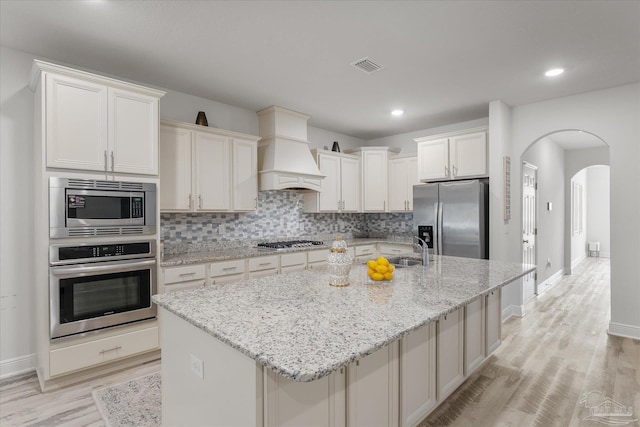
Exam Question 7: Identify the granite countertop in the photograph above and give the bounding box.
[160,237,411,267]
[153,256,535,382]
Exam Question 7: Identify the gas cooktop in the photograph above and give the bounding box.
[257,240,325,250]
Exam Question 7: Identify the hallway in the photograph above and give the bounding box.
[422,257,639,426]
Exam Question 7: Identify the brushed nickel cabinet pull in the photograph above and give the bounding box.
[110,151,115,172]
[199,194,203,209]
[258,262,271,266]
[188,194,193,210]
[104,150,108,171]
[179,272,196,277]
[445,165,449,177]
[222,266,237,271]
[99,345,122,355]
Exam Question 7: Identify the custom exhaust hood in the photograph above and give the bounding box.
[257,106,325,192]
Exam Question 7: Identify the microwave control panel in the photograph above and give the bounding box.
[52,241,155,264]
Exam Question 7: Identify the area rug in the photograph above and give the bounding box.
[92,373,161,427]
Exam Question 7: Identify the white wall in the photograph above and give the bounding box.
[307,126,367,151]
[522,138,566,285]
[490,83,640,340]
[0,45,367,376]
[366,118,489,155]
[570,168,588,267]
[587,166,611,258]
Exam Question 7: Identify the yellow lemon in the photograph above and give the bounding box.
[368,268,376,278]
[375,264,388,274]
[367,260,378,269]
[384,272,393,281]
[377,256,389,266]
[371,272,384,281]
[387,264,395,273]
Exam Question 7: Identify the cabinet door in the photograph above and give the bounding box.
[340,157,360,212]
[159,126,192,211]
[265,368,345,427]
[388,158,408,212]
[464,298,485,376]
[317,153,341,212]
[194,132,230,211]
[362,150,389,212]
[45,73,108,171]
[417,138,449,181]
[406,157,418,211]
[347,343,398,427]
[449,132,487,179]
[232,138,258,211]
[436,308,464,401]
[400,322,436,427]
[485,289,502,356]
[109,88,159,175]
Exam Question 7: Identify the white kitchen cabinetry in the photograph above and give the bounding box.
[347,343,399,427]
[415,130,487,182]
[436,308,464,401]
[345,147,399,212]
[159,120,259,212]
[464,298,485,376]
[33,61,164,175]
[388,156,419,212]
[210,259,246,284]
[162,264,206,293]
[264,368,346,427]
[303,151,360,213]
[307,249,329,270]
[485,289,502,356]
[378,243,412,258]
[248,255,280,279]
[400,322,437,427]
[280,252,307,274]
[354,244,377,263]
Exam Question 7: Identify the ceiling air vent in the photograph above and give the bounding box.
[351,57,383,74]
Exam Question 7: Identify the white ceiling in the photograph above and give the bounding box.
[1,1,639,140]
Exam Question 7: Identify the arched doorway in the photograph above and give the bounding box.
[520,130,609,302]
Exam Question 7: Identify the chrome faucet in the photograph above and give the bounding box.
[413,236,430,267]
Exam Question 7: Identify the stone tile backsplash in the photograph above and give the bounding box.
[161,190,413,246]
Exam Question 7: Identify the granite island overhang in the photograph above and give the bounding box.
[153,255,535,426]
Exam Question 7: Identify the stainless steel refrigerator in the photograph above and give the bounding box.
[413,179,489,259]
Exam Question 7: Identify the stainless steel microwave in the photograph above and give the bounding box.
[50,177,157,238]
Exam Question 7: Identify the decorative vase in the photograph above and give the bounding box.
[327,236,353,287]
[195,111,208,126]
[331,141,341,152]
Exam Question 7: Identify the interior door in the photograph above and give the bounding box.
[522,162,537,296]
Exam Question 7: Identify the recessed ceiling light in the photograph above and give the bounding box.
[391,109,404,116]
[545,68,564,77]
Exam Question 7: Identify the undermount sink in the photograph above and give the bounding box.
[387,256,422,267]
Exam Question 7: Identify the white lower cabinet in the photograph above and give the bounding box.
[347,343,399,427]
[464,298,485,376]
[210,259,246,284]
[307,249,329,270]
[162,264,206,292]
[378,243,412,258]
[265,368,346,427]
[280,252,307,274]
[248,255,279,278]
[485,289,502,356]
[400,323,437,427]
[354,244,377,263]
[436,307,464,401]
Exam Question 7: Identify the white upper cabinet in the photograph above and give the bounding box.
[345,147,399,212]
[159,120,258,213]
[415,129,487,182]
[388,155,418,212]
[33,61,164,175]
[303,150,360,213]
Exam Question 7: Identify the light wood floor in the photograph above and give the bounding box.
[1,257,637,427]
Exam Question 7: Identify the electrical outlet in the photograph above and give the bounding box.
[190,354,204,379]
[547,258,552,268]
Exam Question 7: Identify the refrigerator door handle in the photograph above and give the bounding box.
[437,201,444,255]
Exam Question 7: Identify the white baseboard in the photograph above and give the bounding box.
[588,251,610,258]
[0,353,36,380]
[608,322,640,340]
[571,254,587,270]
[502,305,524,322]
[537,269,565,296]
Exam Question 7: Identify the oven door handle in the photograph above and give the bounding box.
[50,258,156,277]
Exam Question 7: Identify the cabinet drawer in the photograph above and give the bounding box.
[164,264,206,285]
[165,280,205,293]
[248,256,279,272]
[355,244,376,257]
[50,326,158,377]
[280,252,307,268]
[378,243,412,257]
[307,249,329,264]
[210,259,246,278]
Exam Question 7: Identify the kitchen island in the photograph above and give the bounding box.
[153,256,534,426]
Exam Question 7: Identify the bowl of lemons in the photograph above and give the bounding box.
[366,256,395,282]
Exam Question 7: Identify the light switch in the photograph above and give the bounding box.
[547,202,552,211]
[190,354,204,379]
